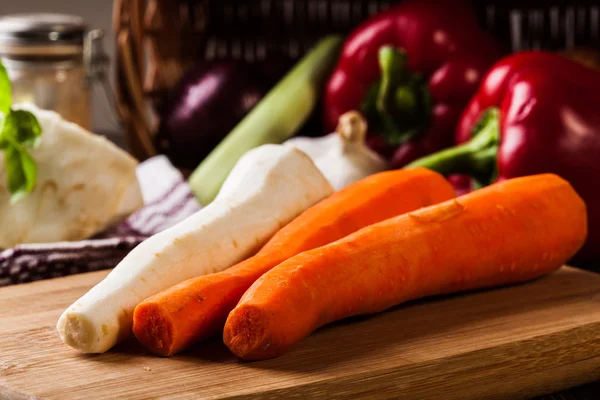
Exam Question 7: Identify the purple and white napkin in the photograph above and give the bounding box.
[0,156,202,286]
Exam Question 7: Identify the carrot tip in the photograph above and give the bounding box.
[133,303,175,357]
[224,306,271,360]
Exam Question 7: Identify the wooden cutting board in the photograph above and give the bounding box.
[2,267,600,400]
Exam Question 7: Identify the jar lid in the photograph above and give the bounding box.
[0,13,87,58]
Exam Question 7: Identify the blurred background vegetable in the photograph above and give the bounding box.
[323,0,503,169]
[158,58,292,169]
[407,52,600,266]
[561,48,600,72]
[284,111,387,191]
[188,36,343,205]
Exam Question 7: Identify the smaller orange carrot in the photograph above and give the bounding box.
[133,168,455,355]
[224,174,587,360]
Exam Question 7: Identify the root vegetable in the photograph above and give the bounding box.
[224,174,587,360]
[133,168,454,355]
[57,144,333,353]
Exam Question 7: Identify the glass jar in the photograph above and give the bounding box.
[0,13,114,130]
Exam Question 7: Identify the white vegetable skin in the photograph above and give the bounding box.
[56,145,333,353]
[0,104,142,248]
[284,111,388,190]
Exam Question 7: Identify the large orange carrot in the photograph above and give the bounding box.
[224,174,588,360]
[133,168,455,355]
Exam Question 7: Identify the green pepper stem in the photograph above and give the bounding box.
[377,48,411,114]
[360,46,431,146]
[395,87,417,115]
[405,108,501,184]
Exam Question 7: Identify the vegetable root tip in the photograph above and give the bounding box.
[224,305,272,360]
[133,303,176,357]
[56,311,98,353]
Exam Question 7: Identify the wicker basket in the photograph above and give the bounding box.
[114,0,600,162]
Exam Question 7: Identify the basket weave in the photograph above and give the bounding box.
[114,0,600,162]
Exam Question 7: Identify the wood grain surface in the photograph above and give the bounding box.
[2,267,600,399]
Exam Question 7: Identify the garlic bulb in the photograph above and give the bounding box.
[284,111,388,191]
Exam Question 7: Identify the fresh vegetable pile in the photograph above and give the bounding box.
[49,0,599,362]
[57,144,332,353]
[133,167,455,356]
[225,174,586,360]
[58,164,587,359]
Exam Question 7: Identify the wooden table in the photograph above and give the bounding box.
[2,266,600,399]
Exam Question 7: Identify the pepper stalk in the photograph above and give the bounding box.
[361,47,431,146]
[405,108,500,185]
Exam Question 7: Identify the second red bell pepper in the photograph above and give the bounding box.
[407,52,600,265]
[324,0,502,167]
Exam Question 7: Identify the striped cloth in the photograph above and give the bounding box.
[0,156,202,286]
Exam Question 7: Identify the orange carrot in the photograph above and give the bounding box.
[224,174,588,360]
[133,168,455,355]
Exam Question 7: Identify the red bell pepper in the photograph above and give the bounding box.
[407,52,600,265]
[324,0,502,167]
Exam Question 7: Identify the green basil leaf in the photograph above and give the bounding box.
[4,110,43,148]
[0,63,10,115]
[0,112,6,148]
[0,61,42,204]
[19,147,37,192]
[0,112,5,135]
[5,147,24,203]
[5,145,36,204]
